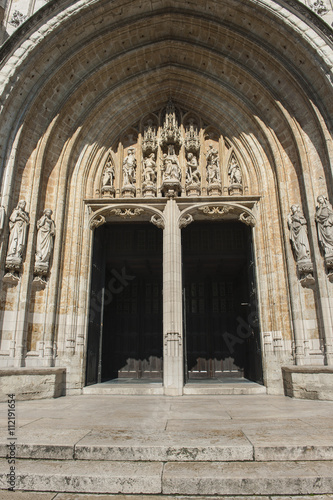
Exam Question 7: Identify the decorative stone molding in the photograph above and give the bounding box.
[179,214,194,228]
[110,208,144,218]
[89,215,106,229]
[150,214,165,229]
[9,10,27,28]
[164,332,182,357]
[199,205,233,218]
[239,212,256,227]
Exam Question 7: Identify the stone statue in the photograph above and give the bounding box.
[315,195,333,256]
[161,150,181,182]
[142,153,157,185]
[122,147,136,187]
[228,156,242,185]
[102,157,115,188]
[6,200,30,266]
[185,152,201,185]
[206,144,221,184]
[35,209,56,274]
[287,205,311,262]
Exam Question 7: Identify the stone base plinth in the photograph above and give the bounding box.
[207,183,222,196]
[161,179,182,197]
[101,186,115,198]
[0,367,66,401]
[282,365,333,400]
[121,185,136,198]
[228,183,243,195]
[186,184,201,196]
[142,184,157,197]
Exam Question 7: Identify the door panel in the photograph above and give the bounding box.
[182,221,252,380]
[101,223,163,380]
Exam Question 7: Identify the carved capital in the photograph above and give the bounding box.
[179,214,194,229]
[150,214,165,229]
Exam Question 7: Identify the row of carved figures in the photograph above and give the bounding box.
[288,196,333,283]
[0,200,55,283]
[101,144,243,197]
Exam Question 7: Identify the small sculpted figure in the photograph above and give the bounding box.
[102,158,115,187]
[185,153,201,185]
[35,209,56,272]
[6,200,30,263]
[315,195,333,256]
[228,156,242,185]
[288,204,311,262]
[142,153,157,185]
[122,148,137,187]
[206,144,221,184]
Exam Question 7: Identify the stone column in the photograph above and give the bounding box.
[163,199,183,396]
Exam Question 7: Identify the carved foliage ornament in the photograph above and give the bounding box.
[110,208,144,218]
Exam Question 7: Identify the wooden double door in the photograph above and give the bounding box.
[86,220,263,385]
[182,221,262,382]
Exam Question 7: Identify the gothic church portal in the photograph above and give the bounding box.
[0,0,333,399]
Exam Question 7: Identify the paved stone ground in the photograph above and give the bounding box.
[0,393,332,496]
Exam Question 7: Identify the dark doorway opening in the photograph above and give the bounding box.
[182,220,263,383]
[86,222,163,385]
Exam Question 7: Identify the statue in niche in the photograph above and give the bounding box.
[122,147,137,187]
[161,146,181,182]
[142,153,157,185]
[185,152,201,185]
[206,144,221,184]
[35,209,56,274]
[102,156,115,188]
[6,200,30,266]
[228,156,242,185]
[315,195,333,257]
[288,205,311,262]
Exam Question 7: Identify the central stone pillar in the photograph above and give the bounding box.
[163,199,183,395]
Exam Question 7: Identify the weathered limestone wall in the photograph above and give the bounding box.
[0,0,332,396]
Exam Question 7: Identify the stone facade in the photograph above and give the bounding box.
[0,0,333,398]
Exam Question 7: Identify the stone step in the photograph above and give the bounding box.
[1,428,333,462]
[82,383,164,395]
[82,379,266,396]
[1,459,333,495]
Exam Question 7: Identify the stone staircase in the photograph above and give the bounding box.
[1,433,333,495]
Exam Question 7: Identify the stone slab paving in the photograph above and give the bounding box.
[0,393,332,495]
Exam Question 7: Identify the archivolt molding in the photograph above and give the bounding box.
[178,202,258,228]
[88,203,165,229]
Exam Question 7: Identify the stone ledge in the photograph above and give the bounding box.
[282,365,333,401]
[0,367,66,402]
